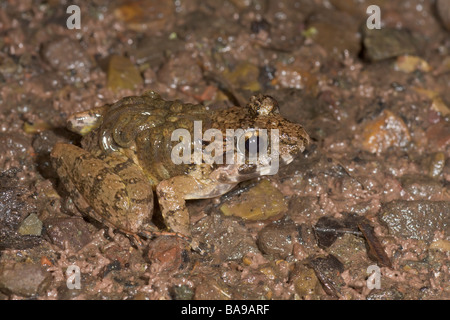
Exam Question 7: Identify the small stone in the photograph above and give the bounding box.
[102,244,131,266]
[314,216,345,249]
[0,187,33,227]
[222,61,261,92]
[146,236,189,272]
[114,0,175,33]
[0,185,42,249]
[18,213,42,236]
[361,110,411,154]
[170,285,194,300]
[256,217,298,259]
[426,122,450,150]
[132,35,182,66]
[413,88,450,116]
[291,263,321,299]
[328,233,367,267]
[0,263,52,297]
[107,55,143,91]
[394,55,431,73]
[308,254,345,298]
[193,278,232,300]
[428,152,446,178]
[220,180,288,221]
[274,62,317,92]
[379,201,449,242]
[399,175,443,200]
[44,217,93,251]
[193,213,259,261]
[363,28,417,61]
[429,240,450,252]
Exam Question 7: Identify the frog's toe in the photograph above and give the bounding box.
[189,238,214,256]
[139,228,213,256]
[128,232,147,249]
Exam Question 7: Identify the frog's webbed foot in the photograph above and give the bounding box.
[189,238,214,256]
[138,228,213,256]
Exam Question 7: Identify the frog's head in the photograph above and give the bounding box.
[210,94,310,183]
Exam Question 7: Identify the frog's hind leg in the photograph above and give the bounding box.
[156,175,231,254]
[51,143,154,235]
[51,147,108,227]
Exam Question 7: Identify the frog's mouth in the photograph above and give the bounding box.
[210,152,295,183]
[251,153,294,176]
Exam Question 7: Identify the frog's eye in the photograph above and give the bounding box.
[245,134,260,155]
[248,94,279,116]
[239,130,267,158]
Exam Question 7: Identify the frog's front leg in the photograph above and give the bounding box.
[156,175,237,237]
[51,143,154,235]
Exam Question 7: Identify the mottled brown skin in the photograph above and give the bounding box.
[51,91,309,246]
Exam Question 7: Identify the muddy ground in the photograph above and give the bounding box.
[0,0,449,300]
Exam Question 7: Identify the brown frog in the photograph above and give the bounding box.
[51,91,309,247]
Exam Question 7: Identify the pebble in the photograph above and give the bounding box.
[146,236,189,272]
[429,239,450,252]
[0,185,42,249]
[256,217,298,259]
[308,254,345,298]
[107,55,143,91]
[428,152,446,178]
[220,180,288,221]
[114,0,175,33]
[426,122,450,150]
[193,213,259,261]
[221,61,261,92]
[394,55,431,73]
[291,262,320,299]
[0,187,32,227]
[0,263,52,297]
[362,28,416,61]
[399,175,443,200]
[361,110,411,154]
[170,285,195,300]
[379,201,449,242]
[44,217,93,251]
[18,213,42,236]
[193,278,232,300]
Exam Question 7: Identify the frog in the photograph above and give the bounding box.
[50,90,309,249]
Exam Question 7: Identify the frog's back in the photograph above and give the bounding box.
[90,91,211,185]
